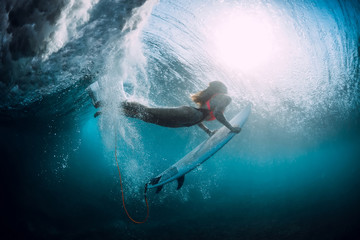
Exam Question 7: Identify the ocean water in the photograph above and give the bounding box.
[1,0,360,239]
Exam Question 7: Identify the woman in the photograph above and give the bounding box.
[94,81,241,136]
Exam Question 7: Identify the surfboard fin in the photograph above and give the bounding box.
[156,186,163,194]
[176,175,185,190]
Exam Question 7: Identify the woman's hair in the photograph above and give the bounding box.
[191,81,228,106]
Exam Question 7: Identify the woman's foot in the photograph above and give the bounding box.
[94,101,103,108]
[94,111,102,118]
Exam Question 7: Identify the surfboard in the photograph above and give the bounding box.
[147,104,251,193]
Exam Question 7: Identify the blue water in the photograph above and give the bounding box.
[1,0,360,239]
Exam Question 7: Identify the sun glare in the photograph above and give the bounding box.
[212,12,276,72]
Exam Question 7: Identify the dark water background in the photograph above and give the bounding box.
[1,0,360,239]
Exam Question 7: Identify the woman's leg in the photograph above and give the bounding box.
[121,102,204,127]
[146,106,203,127]
[121,102,150,119]
[94,101,145,118]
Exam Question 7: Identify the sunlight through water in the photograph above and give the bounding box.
[210,8,279,72]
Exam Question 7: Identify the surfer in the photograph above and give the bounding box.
[93,81,241,136]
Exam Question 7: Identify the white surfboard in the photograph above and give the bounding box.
[147,104,251,193]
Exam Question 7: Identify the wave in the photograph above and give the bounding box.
[1,0,359,150]
[2,2,360,237]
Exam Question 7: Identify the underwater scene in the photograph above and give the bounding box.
[1,0,360,239]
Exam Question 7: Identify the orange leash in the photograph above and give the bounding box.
[114,134,150,224]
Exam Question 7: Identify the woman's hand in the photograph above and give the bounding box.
[209,130,217,136]
[230,127,241,133]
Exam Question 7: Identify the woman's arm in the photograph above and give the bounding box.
[197,122,215,136]
[212,95,241,133]
[214,111,241,133]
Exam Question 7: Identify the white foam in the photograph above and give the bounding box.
[43,0,99,59]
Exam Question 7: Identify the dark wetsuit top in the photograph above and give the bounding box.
[197,94,224,122]
[196,108,211,122]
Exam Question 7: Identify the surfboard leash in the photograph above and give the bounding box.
[114,133,150,224]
